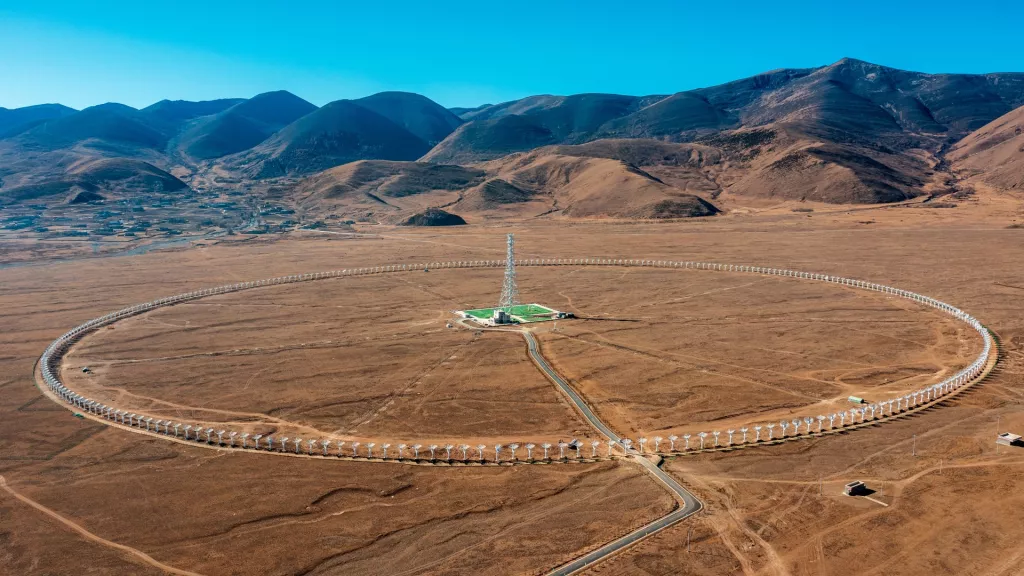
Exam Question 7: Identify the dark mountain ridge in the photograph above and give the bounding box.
[4,58,1024,214]
[227,99,434,178]
[176,91,318,160]
[423,58,1024,163]
[141,98,245,129]
[10,103,169,151]
[0,104,78,138]
[353,91,463,145]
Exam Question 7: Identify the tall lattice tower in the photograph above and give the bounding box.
[497,233,519,312]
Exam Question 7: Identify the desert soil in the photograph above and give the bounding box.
[3,195,1024,575]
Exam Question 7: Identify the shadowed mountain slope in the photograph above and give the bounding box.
[354,92,463,145]
[229,100,433,178]
[0,158,186,205]
[140,98,245,128]
[949,104,1024,191]
[401,207,467,226]
[449,104,492,119]
[10,103,169,151]
[4,58,1024,211]
[423,94,663,162]
[294,160,485,201]
[0,104,78,138]
[177,91,317,160]
[472,151,719,218]
[424,59,1024,164]
[286,148,720,221]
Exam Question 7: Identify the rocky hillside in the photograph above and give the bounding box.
[3,58,1024,216]
[285,148,720,221]
[949,104,1024,191]
[425,59,1024,165]
[0,158,185,205]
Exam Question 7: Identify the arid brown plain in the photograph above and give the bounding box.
[3,194,1023,575]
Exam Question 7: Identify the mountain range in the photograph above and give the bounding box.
[2,58,1024,221]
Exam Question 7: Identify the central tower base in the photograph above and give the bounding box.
[458,303,571,325]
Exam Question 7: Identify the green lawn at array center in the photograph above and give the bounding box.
[462,303,558,323]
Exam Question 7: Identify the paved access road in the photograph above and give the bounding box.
[523,332,703,575]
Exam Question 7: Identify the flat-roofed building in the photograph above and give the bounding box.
[996,432,1021,447]
[844,480,866,496]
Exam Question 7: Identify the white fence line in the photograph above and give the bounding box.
[37,260,993,463]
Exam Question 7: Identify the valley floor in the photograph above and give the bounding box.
[2,198,1024,575]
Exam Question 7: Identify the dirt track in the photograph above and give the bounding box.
[0,475,204,576]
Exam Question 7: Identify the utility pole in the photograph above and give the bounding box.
[912,434,916,457]
[687,524,695,553]
[996,413,1001,454]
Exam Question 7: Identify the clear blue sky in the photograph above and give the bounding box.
[1,0,1022,110]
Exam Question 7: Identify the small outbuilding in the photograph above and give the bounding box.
[844,480,867,496]
[996,432,1022,447]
